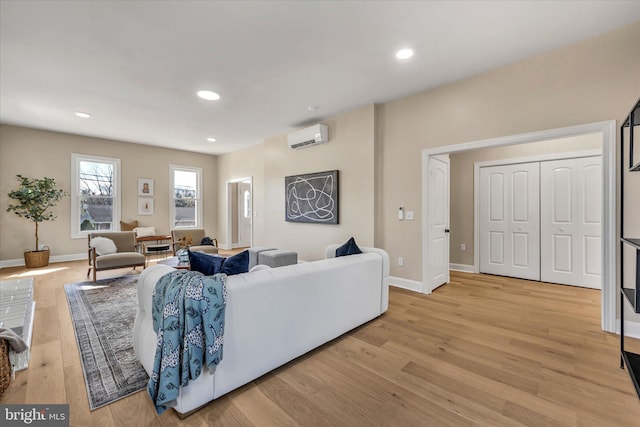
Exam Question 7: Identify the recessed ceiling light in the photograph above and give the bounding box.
[197,90,220,101]
[75,111,91,118]
[307,105,320,112]
[207,137,217,142]
[396,48,414,60]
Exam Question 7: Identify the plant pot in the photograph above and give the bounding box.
[24,248,50,268]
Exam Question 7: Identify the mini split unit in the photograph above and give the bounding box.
[287,124,329,149]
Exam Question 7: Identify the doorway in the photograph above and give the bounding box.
[226,177,253,249]
[422,121,616,332]
[237,181,252,247]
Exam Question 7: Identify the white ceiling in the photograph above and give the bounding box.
[1,1,639,155]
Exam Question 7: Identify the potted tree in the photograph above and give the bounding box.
[6,174,67,268]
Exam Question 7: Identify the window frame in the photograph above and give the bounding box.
[70,153,121,239]
[169,164,202,230]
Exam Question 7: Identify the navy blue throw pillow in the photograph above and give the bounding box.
[335,237,363,257]
[221,250,249,275]
[188,250,225,275]
[201,237,216,246]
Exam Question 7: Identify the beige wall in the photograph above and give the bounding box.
[217,104,375,262]
[0,125,217,261]
[377,22,640,282]
[449,133,602,266]
[215,143,265,249]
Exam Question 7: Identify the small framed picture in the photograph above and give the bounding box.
[138,198,154,215]
[138,178,154,196]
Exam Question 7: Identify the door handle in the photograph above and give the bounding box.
[444,229,450,233]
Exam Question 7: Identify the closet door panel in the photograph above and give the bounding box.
[541,156,602,288]
[480,163,539,280]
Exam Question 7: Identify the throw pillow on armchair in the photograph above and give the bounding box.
[120,220,138,231]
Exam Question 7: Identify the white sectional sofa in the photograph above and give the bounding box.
[133,245,389,415]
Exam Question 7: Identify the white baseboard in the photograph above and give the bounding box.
[0,259,25,268]
[389,276,422,293]
[449,263,474,273]
[0,253,86,269]
[617,320,640,339]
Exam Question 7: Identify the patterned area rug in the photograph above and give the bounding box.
[65,275,149,410]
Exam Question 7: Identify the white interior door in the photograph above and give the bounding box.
[479,163,540,280]
[237,181,252,247]
[540,156,601,288]
[226,177,253,250]
[427,155,450,290]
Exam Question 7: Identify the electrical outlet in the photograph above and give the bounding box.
[460,243,466,251]
[398,256,404,266]
[406,211,414,220]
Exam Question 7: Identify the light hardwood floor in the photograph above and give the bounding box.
[1,260,639,426]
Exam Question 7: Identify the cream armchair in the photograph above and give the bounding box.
[171,228,218,255]
[87,231,146,282]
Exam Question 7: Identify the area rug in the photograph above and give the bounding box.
[65,275,149,410]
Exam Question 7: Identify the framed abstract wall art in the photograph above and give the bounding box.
[285,170,338,224]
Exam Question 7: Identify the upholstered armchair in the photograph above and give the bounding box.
[171,229,218,255]
[87,231,146,282]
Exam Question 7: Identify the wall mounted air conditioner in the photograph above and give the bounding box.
[287,124,328,149]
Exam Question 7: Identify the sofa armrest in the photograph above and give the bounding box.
[325,244,390,313]
[325,244,389,277]
[136,264,176,319]
[133,264,176,373]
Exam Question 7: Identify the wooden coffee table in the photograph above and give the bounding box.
[157,256,190,270]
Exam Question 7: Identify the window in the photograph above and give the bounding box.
[244,190,251,219]
[170,165,202,228]
[71,154,121,238]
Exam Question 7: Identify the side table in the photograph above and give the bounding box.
[136,234,173,260]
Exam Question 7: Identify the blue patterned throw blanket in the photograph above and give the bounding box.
[148,270,227,414]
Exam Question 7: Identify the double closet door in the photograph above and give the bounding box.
[479,156,602,289]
